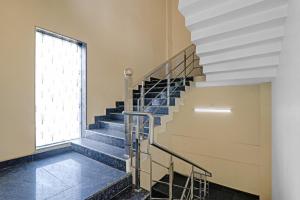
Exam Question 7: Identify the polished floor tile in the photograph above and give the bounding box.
[0,152,127,200]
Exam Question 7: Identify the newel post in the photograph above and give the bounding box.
[124,68,133,158]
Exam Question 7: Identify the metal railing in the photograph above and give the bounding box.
[122,45,211,199]
[133,44,203,132]
[135,44,202,111]
[123,111,211,200]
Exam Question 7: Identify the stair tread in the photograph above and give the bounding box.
[98,119,124,124]
[97,118,157,127]
[109,112,166,117]
[72,138,128,161]
[111,105,172,108]
[134,91,181,94]
[143,86,184,89]
[87,129,125,139]
[133,97,176,99]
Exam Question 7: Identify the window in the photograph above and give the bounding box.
[35,28,86,147]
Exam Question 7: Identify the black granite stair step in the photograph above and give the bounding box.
[71,138,128,171]
[146,77,194,84]
[86,128,150,149]
[115,101,124,108]
[106,107,124,115]
[95,119,124,131]
[133,91,181,99]
[133,86,186,93]
[105,106,170,115]
[139,106,170,115]
[150,77,160,81]
[108,113,163,125]
[133,97,176,106]
[143,81,190,88]
[95,116,162,127]
[90,120,150,133]
[85,129,125,148]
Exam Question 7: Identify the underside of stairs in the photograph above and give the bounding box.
[179,0,289,86]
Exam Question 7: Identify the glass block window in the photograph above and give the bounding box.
[35,30,83,147]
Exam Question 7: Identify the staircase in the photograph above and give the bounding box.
[70,44,213,199]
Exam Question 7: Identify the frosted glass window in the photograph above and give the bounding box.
[35,30,83,147]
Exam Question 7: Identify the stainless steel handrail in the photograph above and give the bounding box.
[122,111,212,176]
[138,58,199,126]
[142,53,195,97]
[151,143,212,177]
[134,52,198,126]
[132,44,195,88]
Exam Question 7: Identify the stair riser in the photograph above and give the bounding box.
[115,101,124,108]
[71,143,127,171]
[87,175,132,200]
[97,121,124,132]
[106,107,124,115]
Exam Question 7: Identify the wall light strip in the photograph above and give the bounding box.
[194,107,232,113]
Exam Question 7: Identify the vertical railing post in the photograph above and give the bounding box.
[169,156,174,200]
[165,63,171,106]
[192,51,195,75]
[124,68,133,158]
[191,166,194,199]
[183,51,187,86]
[140,81,145,112]
[135,119,141,191]
[139,81,145,140]
[135,81,144,192]
[203,174,208,199]
[149,155,153,199]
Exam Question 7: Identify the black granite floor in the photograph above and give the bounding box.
[0,152,128,200]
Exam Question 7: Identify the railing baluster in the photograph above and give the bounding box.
[165,63,171,106]
[150,155,153,199]
[191,166,194,199]
[141,81,145,112]
[135,115,141,191]
[183,51,187,86]
[169,156,174,200]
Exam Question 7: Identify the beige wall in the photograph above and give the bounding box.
[166,0,191,57]
[163,84,271,199]
[0,0,168,161]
